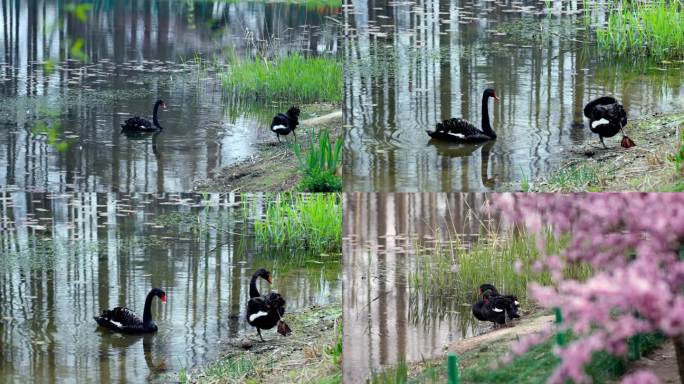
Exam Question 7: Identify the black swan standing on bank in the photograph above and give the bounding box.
[94,288,166,333]
[246,269,289,341]
[270,106,301,143]
[426,88,499,142]
[583,96,634,148]
[472,284,520,327]
[121,100,167,132]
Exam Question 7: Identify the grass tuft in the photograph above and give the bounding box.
[253,193,342,253]
[221,54,341,104]
[294,129,343,192]
[595,0,684,60]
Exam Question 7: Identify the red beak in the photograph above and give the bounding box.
[267,276,273,284]
[493,92,500,101]
[161,294,167,303]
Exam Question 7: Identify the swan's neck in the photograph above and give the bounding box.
[153,102,162,129]
[481,94,495,138]
[143,290,156,324]
[249,274,261,298]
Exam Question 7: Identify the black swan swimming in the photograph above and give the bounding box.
[121,100,167,132]
[246,268,289,341]
[270,106,301,143]
[472,284,520,326]
[426,88,499,142]
[583,96,634,148]
[94,288,166,333]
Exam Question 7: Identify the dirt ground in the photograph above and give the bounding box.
[184,304,341,384]
[626,340,681,384]
[193,108,343,192]
[447,315,555,355]
[531,112,684,192]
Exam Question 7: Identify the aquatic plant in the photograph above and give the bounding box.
[221,54,342,104]
[410,228,589,321]
[253,193,342,253]
[595,0,684,60]
[494,193,684,384]
[294,129,343,192]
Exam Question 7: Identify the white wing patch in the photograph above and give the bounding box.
[249,311,269,322]
[591,118,609,128]
[514,301,520,306]
[110,320,123,329]
[492,307,503,313]
[447,132,466,138]
[273,125,287,131]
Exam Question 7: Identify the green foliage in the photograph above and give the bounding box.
[545,163,603,192]
[410,230,589,319]
[368,360,408,384]
[673,126,684,172]
[595,0,684,60]
[404,333,663,383]
[31,110,72,153]
[298,171,342,192]
[221,54,342,103]
[203,354,257,382]
[325,322,343,366]
[294,129,343,192]
[64,3,92,22]
[253,193,342,253]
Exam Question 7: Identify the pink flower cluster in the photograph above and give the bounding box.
[494,193,684,384]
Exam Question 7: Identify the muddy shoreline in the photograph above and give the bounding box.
[526,111,684,192]
[180,303,342,384]
[193,108,343,192]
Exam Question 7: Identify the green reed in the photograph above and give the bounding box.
[410,229,590,318]
[253,193,342,253]
[595,0,684,60]
[293,129,343,192]
[221,54,342,104]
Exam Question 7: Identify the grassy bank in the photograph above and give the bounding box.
[222,54,342,104]
[410,230,589,320]
[253,193,342,254]
[370,311,664,384]
[193,108,343,192]
[180,304,342,384]
[528,112,684,192]
[593,0,684,60]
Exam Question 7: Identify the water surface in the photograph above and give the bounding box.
[342,0,684,191]
[0,1,340,192]
[0,192,341,383]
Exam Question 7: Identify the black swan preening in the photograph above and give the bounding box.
[94,288,166,333]
[246,268,290,341]
[121,100,167,132]
[583,96,634,148]
[426,88,499,142]
[472,283,520,327]
[270,106,301,143]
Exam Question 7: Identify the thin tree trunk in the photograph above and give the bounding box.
[674,334,684,383]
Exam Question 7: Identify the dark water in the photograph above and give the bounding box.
[342,0,684,192]
[0,192,341,383]
[0,1,340,192]
[342,192,497,382]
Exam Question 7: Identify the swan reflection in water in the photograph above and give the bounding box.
[428,140,497,189]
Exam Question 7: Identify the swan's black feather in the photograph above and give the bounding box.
[584,96,628,142]
[270,107,301,140]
